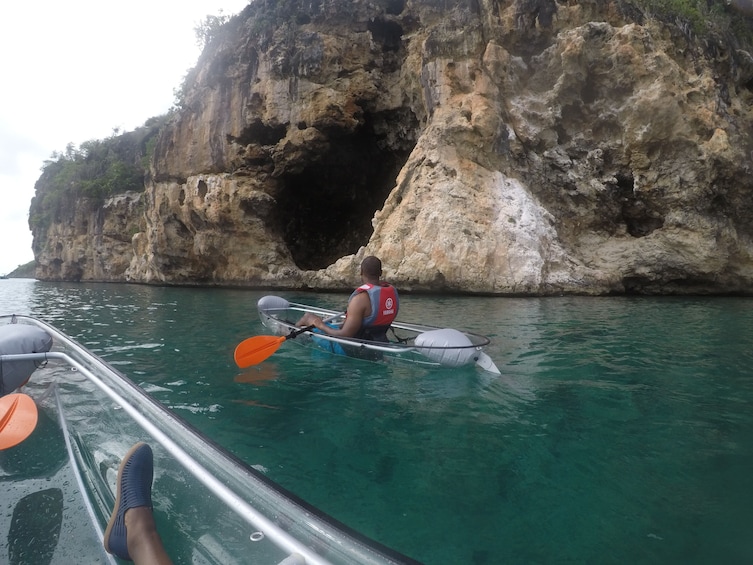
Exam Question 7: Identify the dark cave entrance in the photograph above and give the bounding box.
[275,112,415,271]
[615,172,664,238]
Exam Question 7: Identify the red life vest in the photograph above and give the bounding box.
[348,283,399,338]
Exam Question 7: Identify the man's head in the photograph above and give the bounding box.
[360,256,382,281]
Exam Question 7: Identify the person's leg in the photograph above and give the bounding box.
[124,507,172,565]
[296,312,322,326]
[104,442,173,564]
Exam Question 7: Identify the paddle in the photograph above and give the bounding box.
[0,393,38,450]
[234,313,344,368]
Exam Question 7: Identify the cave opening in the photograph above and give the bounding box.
[367,18,404,52]
[274,112,415,271]
[615,172,664,237]
[231,120,287,146]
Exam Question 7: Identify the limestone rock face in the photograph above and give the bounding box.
[34,192,143,282]
[34,0,753,294]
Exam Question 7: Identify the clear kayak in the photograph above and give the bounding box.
[0,314,422,565]
[254,296,501,374]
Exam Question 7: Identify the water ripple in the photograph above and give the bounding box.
[4,283,753,564]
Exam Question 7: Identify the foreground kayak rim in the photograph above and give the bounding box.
[0,314,423,565]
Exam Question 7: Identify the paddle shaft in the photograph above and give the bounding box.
[234,312,344,368]
[288,310,345,338]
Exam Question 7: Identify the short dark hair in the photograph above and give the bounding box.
[361,255,382,278]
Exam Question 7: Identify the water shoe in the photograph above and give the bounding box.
[104,442,154,560]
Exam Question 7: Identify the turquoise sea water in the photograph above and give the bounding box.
[1,278,752,564]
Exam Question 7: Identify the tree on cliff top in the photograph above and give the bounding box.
[28,119,164,232]
[194,10,232,49]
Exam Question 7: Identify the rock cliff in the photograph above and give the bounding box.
[32,0,753,294]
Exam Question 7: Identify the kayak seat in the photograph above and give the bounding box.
[356,324,391,343]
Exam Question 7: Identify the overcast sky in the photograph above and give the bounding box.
[0,1,250,275]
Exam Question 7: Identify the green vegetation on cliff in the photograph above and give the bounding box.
[635,0,753,40]
[29,117,166,232]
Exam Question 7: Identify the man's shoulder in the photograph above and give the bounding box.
[347,290,371,317]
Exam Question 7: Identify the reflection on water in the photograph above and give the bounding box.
[233,364,281,386]
[0,279,37,316]
[2,281,753,564]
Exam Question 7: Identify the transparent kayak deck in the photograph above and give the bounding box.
[0,315,421,565]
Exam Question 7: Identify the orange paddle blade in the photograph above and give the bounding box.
[234,335,287,368]
[0,393,39,450]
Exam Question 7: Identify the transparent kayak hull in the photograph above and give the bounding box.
[0,315,421,565]
[257,296,501,374]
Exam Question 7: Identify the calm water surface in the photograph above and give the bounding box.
[2,279,752,564]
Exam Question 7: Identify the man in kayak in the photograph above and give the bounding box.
[297,255,399,342]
